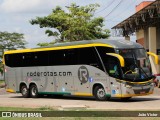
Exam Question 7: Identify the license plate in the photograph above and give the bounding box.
[140,91,145,94]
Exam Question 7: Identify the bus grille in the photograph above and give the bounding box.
[133,88,150,94]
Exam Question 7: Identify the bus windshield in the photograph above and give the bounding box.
[117,48,152,82]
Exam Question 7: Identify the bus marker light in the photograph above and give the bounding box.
[89,77,93,82]
[62,87,65,92]
[112,90,116,94]
[5,68,7,72]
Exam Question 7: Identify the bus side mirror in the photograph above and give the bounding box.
[106,53,125,67]
[147,52,159,65]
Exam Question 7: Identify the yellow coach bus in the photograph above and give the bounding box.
[3,39,158,101]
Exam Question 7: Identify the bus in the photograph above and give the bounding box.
[3,39,159,101]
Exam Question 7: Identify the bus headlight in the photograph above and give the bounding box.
[125,84,132,88]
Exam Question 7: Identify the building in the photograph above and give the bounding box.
[112,0,160,75]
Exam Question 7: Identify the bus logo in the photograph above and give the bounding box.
[78,66,89,83]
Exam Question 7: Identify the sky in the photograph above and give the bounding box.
[0,0,155,48]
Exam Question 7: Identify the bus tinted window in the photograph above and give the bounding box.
[77,47,103,70]
[5,47,104,68]
[22,53,35,67]
[5,53,24,67]
[105,55,121,78]
[63,49,77,65]
[49,50,64,65]
[34,51,49,66]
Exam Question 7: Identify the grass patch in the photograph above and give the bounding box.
[0,106,56,111]
[0,107,40,111]
[0,107,159,120]
[38,106,56,111]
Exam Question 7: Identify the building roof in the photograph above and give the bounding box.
[112,0,159,36]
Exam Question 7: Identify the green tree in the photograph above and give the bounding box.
[0,31,27,50]
[37,41,56,47]
[0,31,27,75]
[30,3,110,46]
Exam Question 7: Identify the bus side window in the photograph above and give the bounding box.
[7,53,23,67]
[22,53,35,67]
[105,56,121,78]
[34,51,49,66]
[4,54,13,67]
[63,49,77,65]
[49,50,65,65]
[77,47,103,70]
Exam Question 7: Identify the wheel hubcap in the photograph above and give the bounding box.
[31,87,36,96]
[97,88,105,98]
[22,87,27,95]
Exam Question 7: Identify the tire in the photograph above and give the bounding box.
[94,86,109,101]
[21,85,29,98]
[30,84,39,98]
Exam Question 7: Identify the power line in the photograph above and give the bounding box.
[103,0,124,18]
[95,0,116,14]
[105,0,138,21]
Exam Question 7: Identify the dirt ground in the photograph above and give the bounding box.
[0,87,160,110]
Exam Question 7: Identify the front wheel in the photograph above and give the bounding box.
[94,86,110,101]
[30,85,39,98]
[21,85,29,98]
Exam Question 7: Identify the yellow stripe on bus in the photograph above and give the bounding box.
[115,91,153,98]
[6,89,15,93]
[147,52,159,64]
[106,53,125,67]
[74,92,93,96]
[116,79,153,84]
[4,43,113,54]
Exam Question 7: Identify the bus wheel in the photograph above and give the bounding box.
[30,85,39,98]
[21,85,29,98]
[94,86,109,101]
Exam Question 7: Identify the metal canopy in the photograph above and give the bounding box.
[112,0,160,37]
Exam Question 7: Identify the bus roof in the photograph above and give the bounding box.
[4,39,143,54]
[51,39,143,49]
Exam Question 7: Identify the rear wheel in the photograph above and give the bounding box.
[94,86,110,101]
[30,85,39,98]
[21,85,29,98]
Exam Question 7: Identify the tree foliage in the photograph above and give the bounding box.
[0,31,27,50]
[30,3,110,46]
[0,31,27,75]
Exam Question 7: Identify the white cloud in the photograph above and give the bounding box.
[24,29,54,48]
[0,0,67,13]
